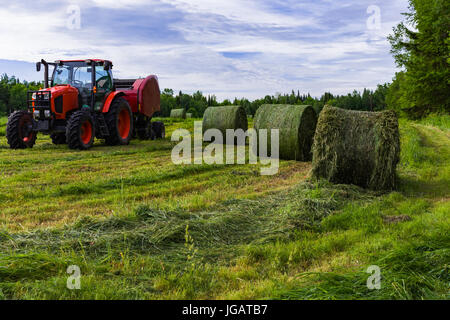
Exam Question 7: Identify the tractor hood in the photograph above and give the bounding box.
[33,85,79,119]
[40,85,78,98]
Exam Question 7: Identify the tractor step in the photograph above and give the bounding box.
[96,114,110,137]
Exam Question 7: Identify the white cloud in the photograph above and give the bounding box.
[0,0,409,100]
[161,0,316,27]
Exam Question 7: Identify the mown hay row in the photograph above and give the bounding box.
[253,104,317,161]
[202,106,248,143]
[170,108,186,119]
[311,105,400,190]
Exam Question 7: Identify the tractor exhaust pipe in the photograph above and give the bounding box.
[40,59,49,89]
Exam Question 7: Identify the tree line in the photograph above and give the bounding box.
[159,85,390,118]
[0,75,434,119]
[0,74,41,115]
[0,74,389,117]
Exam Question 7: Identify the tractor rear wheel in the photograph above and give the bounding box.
[66,110,95,150]
[6,110,37,149]
[51,133,66,145]
[152,121,166,139]
[105,97,133,145]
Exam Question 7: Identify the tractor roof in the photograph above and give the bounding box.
[56,59,113,65]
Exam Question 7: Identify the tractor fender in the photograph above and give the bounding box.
[102,91,125,113]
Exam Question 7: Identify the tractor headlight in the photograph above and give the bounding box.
[44,110,51,118]
[42,92,50,100]
[32,92,36,100]
[33,110,40,118]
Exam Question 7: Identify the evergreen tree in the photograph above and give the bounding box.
[388,0,449,117]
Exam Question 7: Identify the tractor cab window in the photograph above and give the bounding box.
[53,66,70,85]
[53,63,92,89]
[73,67,92,89]
[95,68,112,91]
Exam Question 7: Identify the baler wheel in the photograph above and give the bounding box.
[66,110,95,150]
[152,121,166,139]
[51,133,66,145]
[6,110,37,149]
[136,117,155,140]
[105,97,133,145]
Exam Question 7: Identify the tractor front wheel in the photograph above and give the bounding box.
[66,110,95,150]
[105,97,133,145]
[6,111,37,149]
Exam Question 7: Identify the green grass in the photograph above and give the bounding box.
[0,117,7,137]
[417,113,450,131]
[0,117,305,230]
[0,116,448,300]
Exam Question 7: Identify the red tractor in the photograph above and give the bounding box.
[6,59,165,150]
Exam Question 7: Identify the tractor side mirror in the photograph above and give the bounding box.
[36,62,41,72]
[104,61,111,71]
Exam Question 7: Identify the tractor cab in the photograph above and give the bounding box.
[38,59,114,112]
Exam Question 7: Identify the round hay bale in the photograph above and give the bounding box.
[253,104,317,161]
[311,105,400,190]
[202,106,248,141]
[170,108,186,119]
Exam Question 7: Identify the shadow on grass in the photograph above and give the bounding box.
[398,175,450,198]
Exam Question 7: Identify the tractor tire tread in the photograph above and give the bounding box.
[104,97,133,146]
[6,111,36,149]
[66,110,94,150]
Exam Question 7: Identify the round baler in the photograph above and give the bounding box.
[115,76,160,118]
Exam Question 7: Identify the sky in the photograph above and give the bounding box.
[0,0,409,100]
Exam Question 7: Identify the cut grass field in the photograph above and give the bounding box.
[0,115,448,300]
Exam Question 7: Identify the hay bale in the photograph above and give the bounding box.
[170,108,186,119]
[202,106,248,141]
[253,104,317,161]
[311,105,400,190]
[186,113,193,118]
